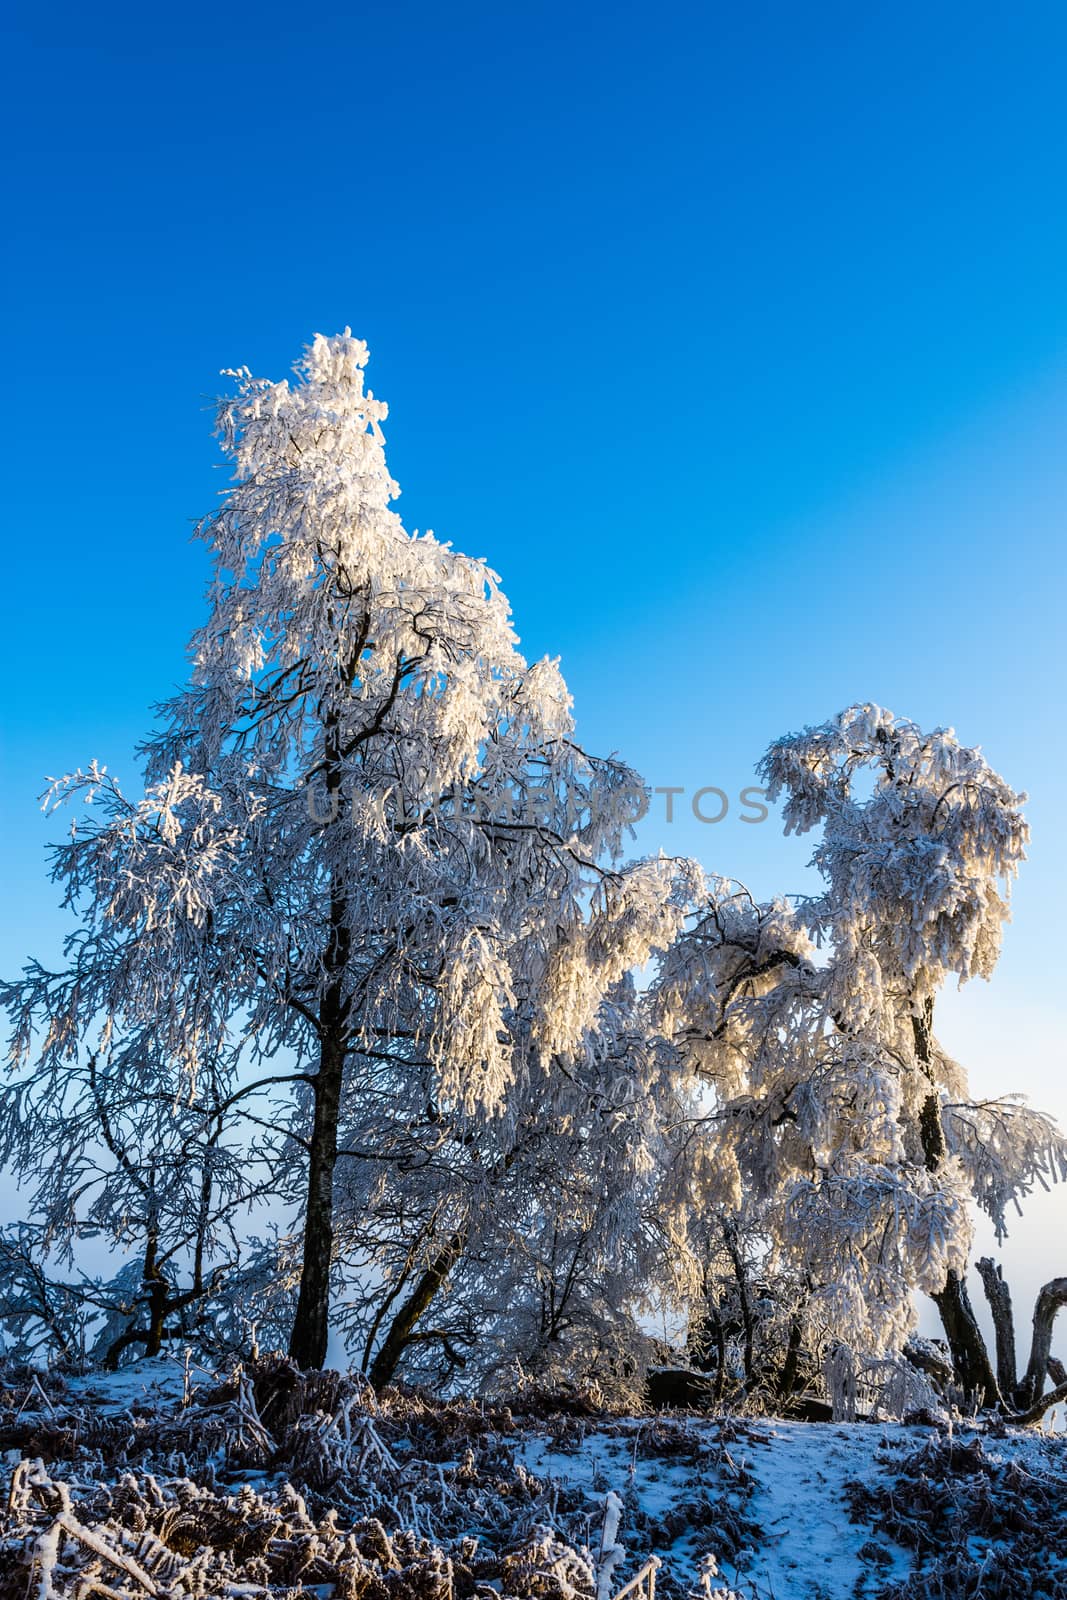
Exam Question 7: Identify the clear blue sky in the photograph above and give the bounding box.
[2,2,1066,1315]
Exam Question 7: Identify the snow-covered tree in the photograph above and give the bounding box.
[655,706,1067,1404]
[2,332,697,1371]
[325,964,694,1396]
[0,1031,279,1366]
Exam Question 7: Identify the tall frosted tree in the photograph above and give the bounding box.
[3,333,695,1370]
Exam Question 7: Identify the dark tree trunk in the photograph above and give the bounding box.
[102,1223,170,1370]
[363,1139,524,1387]
[1006,1376,1067,1426]
[1017,1277,1067,1410]
[687,1299,728,1398]
[142,1223,168,1359]
[368,1229,467,1389]
[289,733,352,1372]
[932,1271,1000,1403]
[686,1263,722,1377]
[776,1312,805,1399]
[711,1309,727,1400]
[145,1284,168,1359]
[976,1257,1018,1401]
[912,1002,1000,1406]
[288,1032,345,1370]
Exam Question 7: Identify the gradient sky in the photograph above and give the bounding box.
[3,2,1066,1333]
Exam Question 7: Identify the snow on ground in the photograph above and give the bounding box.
[520,1416,909,1597]
[63,1352,191,1413]
[4,1358,1067,1600]
[740,1421,919,1599]
[521,1413,1066,1599]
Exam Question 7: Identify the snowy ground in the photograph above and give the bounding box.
[519,1417,920,1596]
[520,1413,1066,1599]
[2,1357,1066,1599]
[62,1353,191,1412]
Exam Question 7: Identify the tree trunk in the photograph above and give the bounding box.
[368,1229,467,1389]
[102,1223,170,1370]
[143,1222,168,1359]
[144,1287,168,1359]
[722,1218,754,1387]
[288,1032,345,1370]
[933,1271,1000,1403]
[776,1312,805,1399]
[289,723,352,1372]
[687,1262,727,1394]
[1017,1277,1067,1410]
[976,1257,1018,1400]
[913,1003,1000,1406]
[711,1309,727,1401]
[1005,1376,1067,1426]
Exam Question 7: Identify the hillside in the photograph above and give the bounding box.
[1,1357,1065,1600]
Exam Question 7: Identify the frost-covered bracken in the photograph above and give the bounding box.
[1,1355,1064,1600]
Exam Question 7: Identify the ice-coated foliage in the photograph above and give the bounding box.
[2,333,1063,1407]
[654,707,1067,1372]
[0,1036,280,1366]
[760,703,1029,1002]
[328,967,693,1397]
[11,335,678,1117]
[1,332,699,1372]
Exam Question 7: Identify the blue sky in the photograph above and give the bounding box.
[2,2,1066,1315]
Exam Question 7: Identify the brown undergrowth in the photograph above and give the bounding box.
[847,1433,1067,1600]
[0,1356,761,1600]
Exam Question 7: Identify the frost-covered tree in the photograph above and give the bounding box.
[0,1224,88,1365]
[0,1033,278,1366]
[655,706,1067,1404]
[3,332,697,1371]
[327,963,695,1395]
